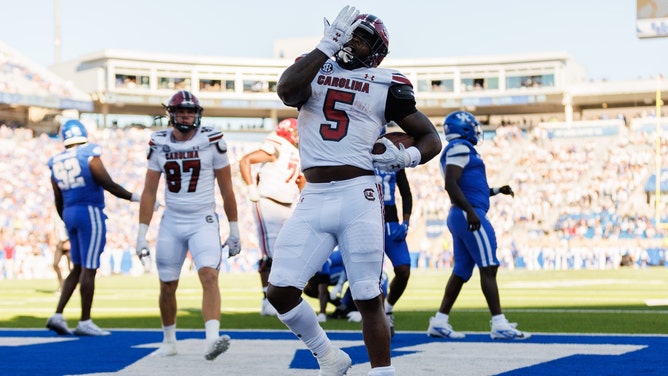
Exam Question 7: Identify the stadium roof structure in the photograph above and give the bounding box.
[46,47,667,129]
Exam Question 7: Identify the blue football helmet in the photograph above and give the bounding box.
[60,119,88,146]
[443,111,482,145]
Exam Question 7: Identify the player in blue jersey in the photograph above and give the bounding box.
[427,111,530,340]
[46,119,139,336]
[375,162,413,337]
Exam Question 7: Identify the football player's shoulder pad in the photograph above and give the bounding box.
[199,126,226,152]
[149,130,169,146]
[389,84,415,101]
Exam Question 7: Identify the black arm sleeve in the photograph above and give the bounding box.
[384,84,418,122]
[396,169,413,218]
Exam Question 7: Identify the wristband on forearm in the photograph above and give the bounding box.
[229,221,240,237]
[137,223,149,239]
[405,146,421,168]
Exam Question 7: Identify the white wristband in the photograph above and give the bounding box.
[228,221,240,237]
[131,192,140,202]
[405,146,421,168]
[492,187,500,195]
[137,223,149,239]
[315,39,340,57]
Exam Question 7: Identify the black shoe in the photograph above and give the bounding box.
[328,306,351,319]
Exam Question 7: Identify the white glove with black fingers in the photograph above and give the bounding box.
[316,5,361,57]
[247,184,260,202]
[136,223,150,259]
[372,138,422,172]
[223,221,242,258]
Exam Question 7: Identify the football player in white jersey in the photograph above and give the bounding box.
[136,90,240,361]
[266,6,442,376]
[239,118,304,316]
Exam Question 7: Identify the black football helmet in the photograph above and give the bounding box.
[165,90,203,133]
[336,14,389,70]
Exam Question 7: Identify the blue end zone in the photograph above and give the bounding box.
[1,329,666,375]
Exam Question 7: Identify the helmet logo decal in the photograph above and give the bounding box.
[455,112,473,123]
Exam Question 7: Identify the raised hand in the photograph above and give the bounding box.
[316,5,361,57]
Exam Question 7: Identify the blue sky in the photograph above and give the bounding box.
[3,0,667,81]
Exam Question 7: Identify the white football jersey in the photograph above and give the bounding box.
[147,126,229,214]
[257,132,301,204]
[297,60,410,170]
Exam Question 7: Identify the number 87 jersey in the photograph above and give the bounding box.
[147,126,229,214]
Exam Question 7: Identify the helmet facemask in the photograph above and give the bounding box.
[165,90,203,133]
[336,14,389,70]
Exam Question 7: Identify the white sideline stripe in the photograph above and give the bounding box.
[645,299,668,306]
[0,337,76,346]
[3,307,667,315]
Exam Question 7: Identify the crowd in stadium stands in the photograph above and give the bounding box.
[1,122,667,284]
[0,45,78,98]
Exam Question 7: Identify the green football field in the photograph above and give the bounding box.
[1,267,666,334]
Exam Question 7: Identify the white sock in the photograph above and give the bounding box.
[278,300,330,358]
[491,314,506,325]
[163,324,176,343]
[204,319,220,342]
[435,312,449,322]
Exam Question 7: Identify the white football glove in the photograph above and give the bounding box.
[247,184,260,202]
[136,223,150,259]
[330,283,343,301]
[372,138,421,172]
[347,311,362,323]
[316,5,361,57]
[224,221,242,258]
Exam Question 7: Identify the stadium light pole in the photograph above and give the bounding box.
[54,0,61,64]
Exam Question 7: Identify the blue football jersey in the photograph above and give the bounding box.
[48,143,106,209]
